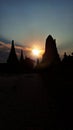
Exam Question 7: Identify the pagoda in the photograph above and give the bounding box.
[7,40,18,64]
[42,35,60,66]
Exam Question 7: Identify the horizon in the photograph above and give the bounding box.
[0,35,73,63]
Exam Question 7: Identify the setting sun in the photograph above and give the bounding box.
[32,49,40,56]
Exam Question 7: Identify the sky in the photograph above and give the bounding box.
[0,0,73,62]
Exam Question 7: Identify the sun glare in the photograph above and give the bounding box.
[32,49,40,56]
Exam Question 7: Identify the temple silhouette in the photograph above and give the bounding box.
[7,35,60,68]
[7,40,19,64]
[0,34,73,73]
[6,40,34,72]
[36,35,60,69]
[42,35,60,66]
[20,50,25,64]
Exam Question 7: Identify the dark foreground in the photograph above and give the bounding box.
[0,71,73,129]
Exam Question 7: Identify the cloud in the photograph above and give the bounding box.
[0,36,11,44]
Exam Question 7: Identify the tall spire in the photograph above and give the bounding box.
[7,40,18,64]
[20,49,25,63]
[12,40,14,48]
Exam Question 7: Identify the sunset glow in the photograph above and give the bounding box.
[32,49,40,56]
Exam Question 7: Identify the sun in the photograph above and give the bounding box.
[32,49,40,56]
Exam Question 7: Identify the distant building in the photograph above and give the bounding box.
[24,56,35,69]
[20,49,25,64]
[62,52,73,65]
[41,35,60,67]
[7,40,19,64]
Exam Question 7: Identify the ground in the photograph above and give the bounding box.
[0,73,56,129]
[0,71,73,129]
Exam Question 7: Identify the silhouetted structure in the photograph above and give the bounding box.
[19,50,34,70]
[41,35,60,67]
[62,52,73,65]
[6,40,35,72]
[7,40,18,64]
[20,50,25,64]
[24,56,34,70]
[62,52,68,63]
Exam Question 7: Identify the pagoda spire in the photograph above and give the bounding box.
[20,49,25,63]
[7,40,18,64]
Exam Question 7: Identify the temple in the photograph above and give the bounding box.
[41,35,60,67]
[20,50,25,64]
[7,40,18,64]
